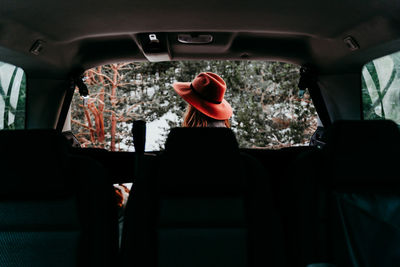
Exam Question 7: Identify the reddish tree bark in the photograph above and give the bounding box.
[110,64,119,151]
[75,63,140,150]
[87,102,104,145]
[83,108,95,143]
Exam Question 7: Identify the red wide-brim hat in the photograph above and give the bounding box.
[173,72,233,120]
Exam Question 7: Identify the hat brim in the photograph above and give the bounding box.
[173,82,233,120]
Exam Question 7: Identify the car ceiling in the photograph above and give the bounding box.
[1,0,400,77]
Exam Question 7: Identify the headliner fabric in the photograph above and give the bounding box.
[2,0,399,77]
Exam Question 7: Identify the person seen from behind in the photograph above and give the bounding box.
[173,72,232,127]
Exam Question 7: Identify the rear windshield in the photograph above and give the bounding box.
[362,50,400,122]
[0,61,26,130]
[71,61,317,151]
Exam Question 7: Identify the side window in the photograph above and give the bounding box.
[362,51,400,123]
[0,61,26,130]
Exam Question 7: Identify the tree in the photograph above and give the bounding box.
[71,61,317,150]
[361,53,400,122]
[0,62,26,130]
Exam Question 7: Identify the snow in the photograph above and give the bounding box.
[117,111,179,152]
[145,111,178,151]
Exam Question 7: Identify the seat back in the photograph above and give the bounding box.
[0,130,118,267]
[295,120,400,266]
[324,120,400,266]
[121,127,284,267]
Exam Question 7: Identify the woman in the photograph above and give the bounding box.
[173,72,233,127]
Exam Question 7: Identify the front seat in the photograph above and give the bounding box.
[295,120,400,267]
[121,127,285,267]
[0,129,118,267]
[324,120,400,266]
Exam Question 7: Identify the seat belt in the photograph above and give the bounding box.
[74,75,89,101]
[298,66,330,148]
[309,125,326,149]
[56,75,89,132]
[298,68,334,264]
[298,66,331,128]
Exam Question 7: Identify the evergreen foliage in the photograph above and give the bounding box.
[71,61,317,150]
[362,52,400,122]
[0,62,26,130]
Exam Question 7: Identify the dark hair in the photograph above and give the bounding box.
[182,104,230,128]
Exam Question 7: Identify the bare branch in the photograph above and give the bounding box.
[88,69,114,85]
[71,119,96,131]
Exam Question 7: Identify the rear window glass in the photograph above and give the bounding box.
[0,61,26,130]
[71,61,317,151]
[362,50,400,122]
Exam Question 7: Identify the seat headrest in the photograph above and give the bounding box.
[165,127,239,153]
[326,120,400,158]
[324,120,400,186]
[160,128,243,193]
[0,130,70,195]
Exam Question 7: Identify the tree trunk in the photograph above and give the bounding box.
[110,64,118,151]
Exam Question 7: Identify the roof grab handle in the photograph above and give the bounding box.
[177,34,213,44]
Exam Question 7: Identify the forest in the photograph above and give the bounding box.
[362,51,400,123]
[0,61,26,130]
[71,61,318,151]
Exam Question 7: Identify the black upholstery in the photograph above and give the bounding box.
[244,146,318,267]
[121,127,285,267]
[295,120,400,266]
[325,120,400,186]
[0,130,118,267]
[325,120,400,266]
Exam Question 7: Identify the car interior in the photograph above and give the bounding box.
[1,0,400,266]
